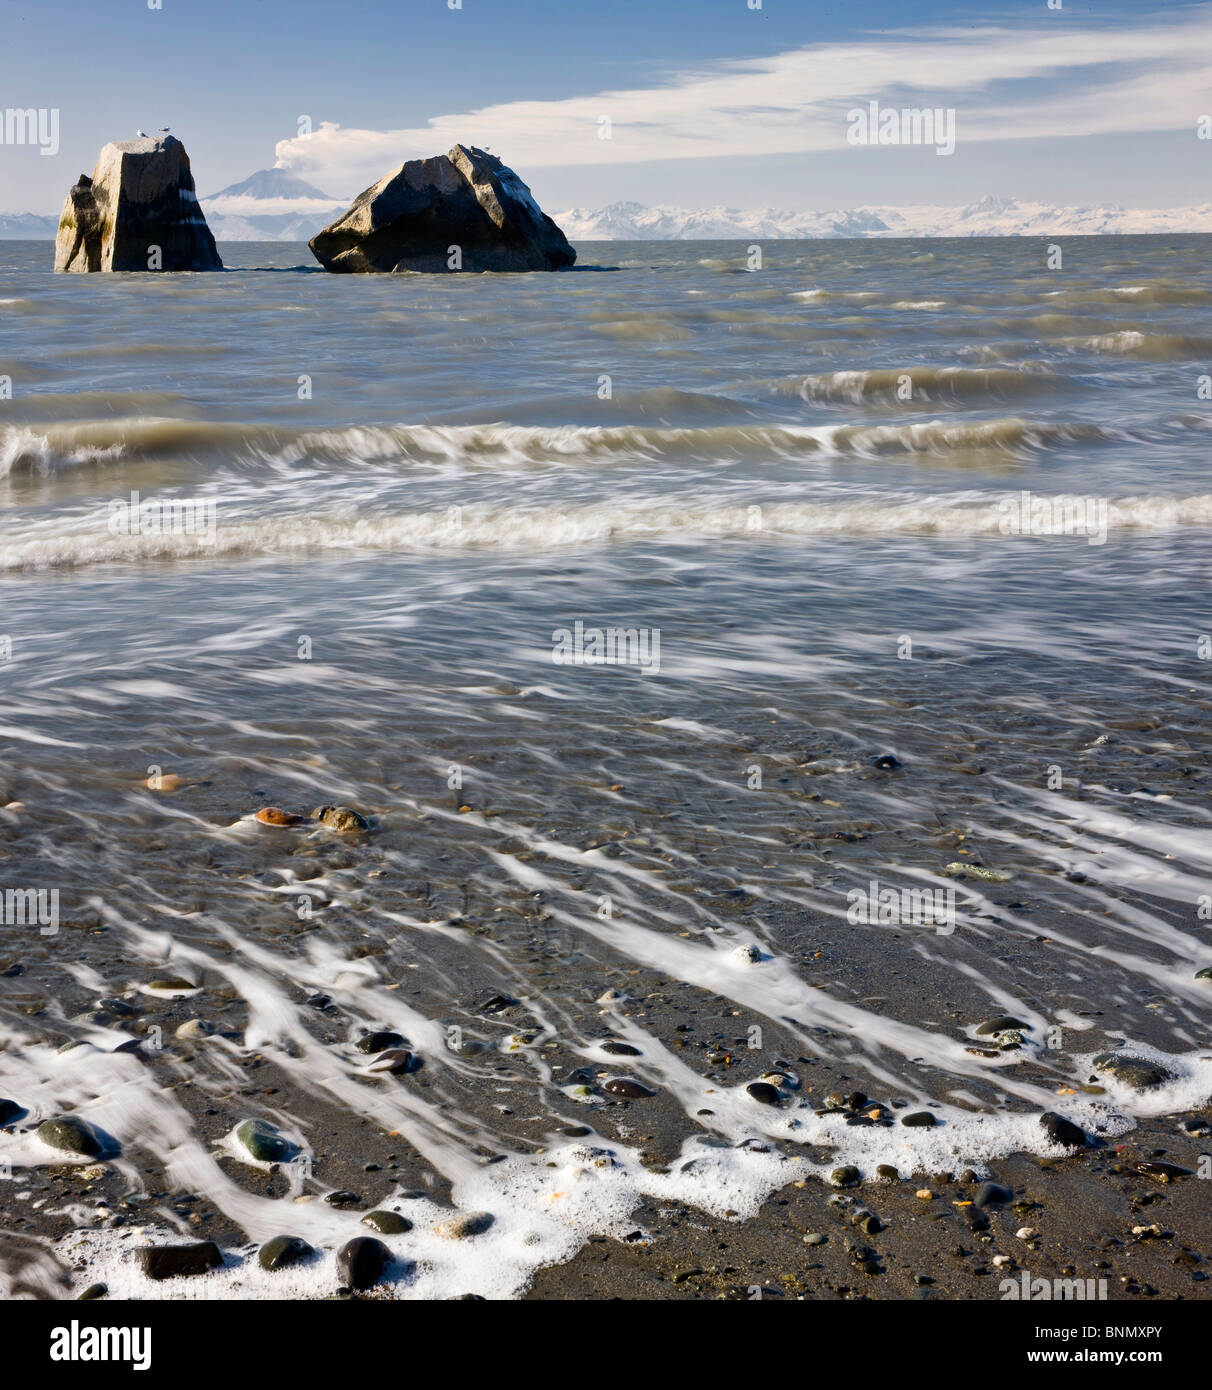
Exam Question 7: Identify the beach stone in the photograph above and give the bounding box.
[901,1111,937,1128]
[254,807,307,826]
[823,1092,846,1111]
[362,1210,413,1235]
[746,1081,781,1106]
[175,1018,214,1041]
[367,1048,414,1074]
[309,144,575,274]
[258,1235,314,1271]
[974,1181,1012,1208]
[1135,1161,1195,1183]
[0,1098,23,1126]
[312,805,370,832]
[603,1077,655,1099]
[147,978,197,992]
[876,1164,900,1181]
[1092,1053,1172,1091]
[325,1190,362,1209]
[1039,1111,1087,1149]
[732,944,762,964]
[77,1283,108,1300]
[54,136,222,273]
[140,1241,223,1280]
[975,1015,1027,1036]
[600,1041,641,1056]
[803,1232,827,1246]
[235,1117,296,1164]
[434,1211,494,1239]
[829,1166,861,1188]
[37,1116,107,1157]
[872,754,902,769]
[355,1030,405,1054]
[1195,967,1212,980]
[337,1236,390,1290]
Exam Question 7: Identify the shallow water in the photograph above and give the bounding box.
[1,236,1211,1298]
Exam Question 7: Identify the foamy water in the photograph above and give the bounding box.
[1,235,1211,1299]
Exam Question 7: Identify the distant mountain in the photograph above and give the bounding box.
[204,168,337,202]
[200,167,345,241]
[0,211,57,239]
[554,195,1212,240]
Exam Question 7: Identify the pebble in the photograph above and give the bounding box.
[367,1048,414,1075]
[140,1241,223,1281]
[602,1077,655,1099]
[974,1182,1012,1208]
[337,1236,390,1290]
[258,1235,315,1271]
[745,1081,781,1106]
[1195,968,1212,981]
[943,862,1011,882]
[312,806,370,832]
[915,1189,934,1200]
[1016,1227,1038,1241]
[362,1210,413,1235]
[829,1166,860,1188]
[876,1165,900,1182]
[175,1019,214,1041]
[0,1098,24,1126]
[1039,1111,1087,1148]
[355,1030,405,1053]
[77,1283,108,1301]
[597,989,625,1005]
[731,944,762,964]
[234,1117,296,1164]
[325,1190,362,1209]
[1092,1052,1172,1090]
[901,1111,937,1128]
[802,1232,827,1246]
[253,807,307,826]
[1135,1161,1195,1183]
[975,1015,1027,1036]
[434,1211,494,1239]
[37,1116,107,1158]
[872,754,902,770]
[600,1041,642,1056]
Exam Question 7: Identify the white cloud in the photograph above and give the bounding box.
[275,12,1212,193]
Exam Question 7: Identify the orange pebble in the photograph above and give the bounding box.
[254,807,306,826]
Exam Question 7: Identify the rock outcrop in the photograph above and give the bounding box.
[309,144,575,273]
[54,136,222,273]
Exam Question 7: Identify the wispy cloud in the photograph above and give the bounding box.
[275,11,1212,193]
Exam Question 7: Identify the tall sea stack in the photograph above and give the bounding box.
[54,135,222,273]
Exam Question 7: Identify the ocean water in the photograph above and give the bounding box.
[1,234,1212,1298]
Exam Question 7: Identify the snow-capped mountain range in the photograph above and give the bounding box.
[550,195,1212,240]
[4,187,1211,242]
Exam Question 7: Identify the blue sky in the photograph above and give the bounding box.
[2,0,1210,213]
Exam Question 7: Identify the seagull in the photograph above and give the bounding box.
[136,129,148,137]
[158,126,170,134]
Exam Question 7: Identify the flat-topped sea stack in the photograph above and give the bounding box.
[54,135,222,273]
[309,144,575,273]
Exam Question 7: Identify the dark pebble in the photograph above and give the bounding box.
[1136,1161,1195,1182]
[601,1041,642,1056]
[258,1235,315,1271]
[325,1190,362,1209]
[0,1098,24,1126]
[367,1048,414,1074]
[975,1015,1027,1036]
[872,754,902,770]
[745,1082,781,1106]
[901,1111,937,1128]
[77,1283,108,1301]
[1039,1111,1087,1149]
[355,1031,405,1054]
[362,1210,413,1235]
[37,1116,109,1157]
[337,1237,390,1291]
[140,1241,223,1281]
[974,1181,1011,1208]
[603,1077,655,1099]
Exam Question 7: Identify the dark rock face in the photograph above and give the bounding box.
[140,1241,223,1280]
[309,144,575,274]
[54,136,222,273]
